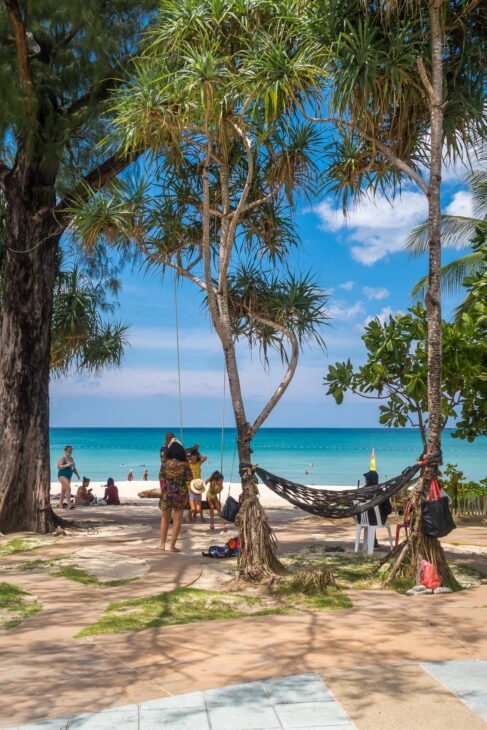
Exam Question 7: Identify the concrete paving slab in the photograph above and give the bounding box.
[8,723,68,730]
[141,690,205,710]
[263,676,334,704]
[139,707,210,729]
[67,709,138,729]
[207,703,280,729]
[204,680,270,707]
[274,701,351,728]
[422,660,487,722]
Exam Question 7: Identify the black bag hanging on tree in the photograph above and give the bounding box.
[422,478,456,538]
[222,495,239,523]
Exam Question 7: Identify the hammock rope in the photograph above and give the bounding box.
[254,463,421,519]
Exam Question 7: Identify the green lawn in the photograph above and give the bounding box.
[0,582,42,629]
[77,582,352,637]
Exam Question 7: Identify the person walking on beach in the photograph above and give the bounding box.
[142,468,148,481]
[57,445,80,509]
[158,441,193,552]
[127,470,133,481]
[205,471,227,532]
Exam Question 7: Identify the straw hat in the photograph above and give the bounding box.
[190,479,205,494]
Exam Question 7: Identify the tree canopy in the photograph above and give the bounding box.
[324,301,486,448]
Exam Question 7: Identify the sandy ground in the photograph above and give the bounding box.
[50,478,355,508]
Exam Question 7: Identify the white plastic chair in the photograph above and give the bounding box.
[354,505,393,555]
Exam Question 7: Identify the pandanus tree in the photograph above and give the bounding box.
[407,165,487,298]
[68,0,328,579]
[308,0,486,585]
[0,1,158,533]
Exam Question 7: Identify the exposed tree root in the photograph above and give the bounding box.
[380,475,460,590]
[236,472,286,581]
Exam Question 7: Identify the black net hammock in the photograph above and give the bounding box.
[254,463,421,520]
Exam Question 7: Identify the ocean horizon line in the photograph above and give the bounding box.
[50,425,456,432]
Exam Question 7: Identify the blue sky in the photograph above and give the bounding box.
[50,158,474,428]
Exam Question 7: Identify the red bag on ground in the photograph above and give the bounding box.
[420,559,441,590]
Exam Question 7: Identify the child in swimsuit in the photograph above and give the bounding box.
[205,471,226,531]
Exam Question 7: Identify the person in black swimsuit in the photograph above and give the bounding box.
[57,445,80,509]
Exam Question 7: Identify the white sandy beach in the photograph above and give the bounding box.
[50,478,354,509]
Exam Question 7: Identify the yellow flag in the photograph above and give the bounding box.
[370,448,376,471]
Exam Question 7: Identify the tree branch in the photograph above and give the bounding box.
[140,244,208,291]
[250,314,300,435]
[297,101,429,196]
[56,150,140,225]
[416,56,439,106]
[4,0,37,129]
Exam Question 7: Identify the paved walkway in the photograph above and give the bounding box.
[1,505,487,729]
[6,664,487,729]
[6,673,354,729]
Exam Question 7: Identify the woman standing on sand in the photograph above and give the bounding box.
[157,441,193,552]
[57,445,80,509]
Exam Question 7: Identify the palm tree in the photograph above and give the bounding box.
[407,167,487,298]
[67,0,328,580]
[307,0,485,586]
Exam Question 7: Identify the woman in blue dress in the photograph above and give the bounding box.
[57,445,80,509]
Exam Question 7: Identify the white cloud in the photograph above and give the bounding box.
[327,300,365,322]
[313,191,428,266]
[362,286,390,301]
[360,306,403,330]
[445,190,473,218]
[339,280,354,291]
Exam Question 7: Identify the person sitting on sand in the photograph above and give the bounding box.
[205,471,227,532]
[188,478,206,523]
[157,441,193,552]
[103,478,120,505]
[75,477,95,507]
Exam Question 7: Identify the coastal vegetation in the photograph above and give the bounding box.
[0,0,484,598]
[68,0,329,580]
[0,1,157,533]
[325,301,486,449]
[310,0,485,587]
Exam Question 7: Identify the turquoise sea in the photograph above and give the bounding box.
[50,428,486,485]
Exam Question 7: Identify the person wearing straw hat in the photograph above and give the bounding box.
[188,478,206,524]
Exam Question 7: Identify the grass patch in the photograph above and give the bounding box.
[0,581,42,629]
[285,552,382,591]
[50,565,134,587]
[77,588,287,637]
[274,569,353,610]
[51,565,99,585]
[0,538,47,557]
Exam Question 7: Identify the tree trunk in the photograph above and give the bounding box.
[0,163,60,533]
[222,341,283,580]
[385,2,459,589]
